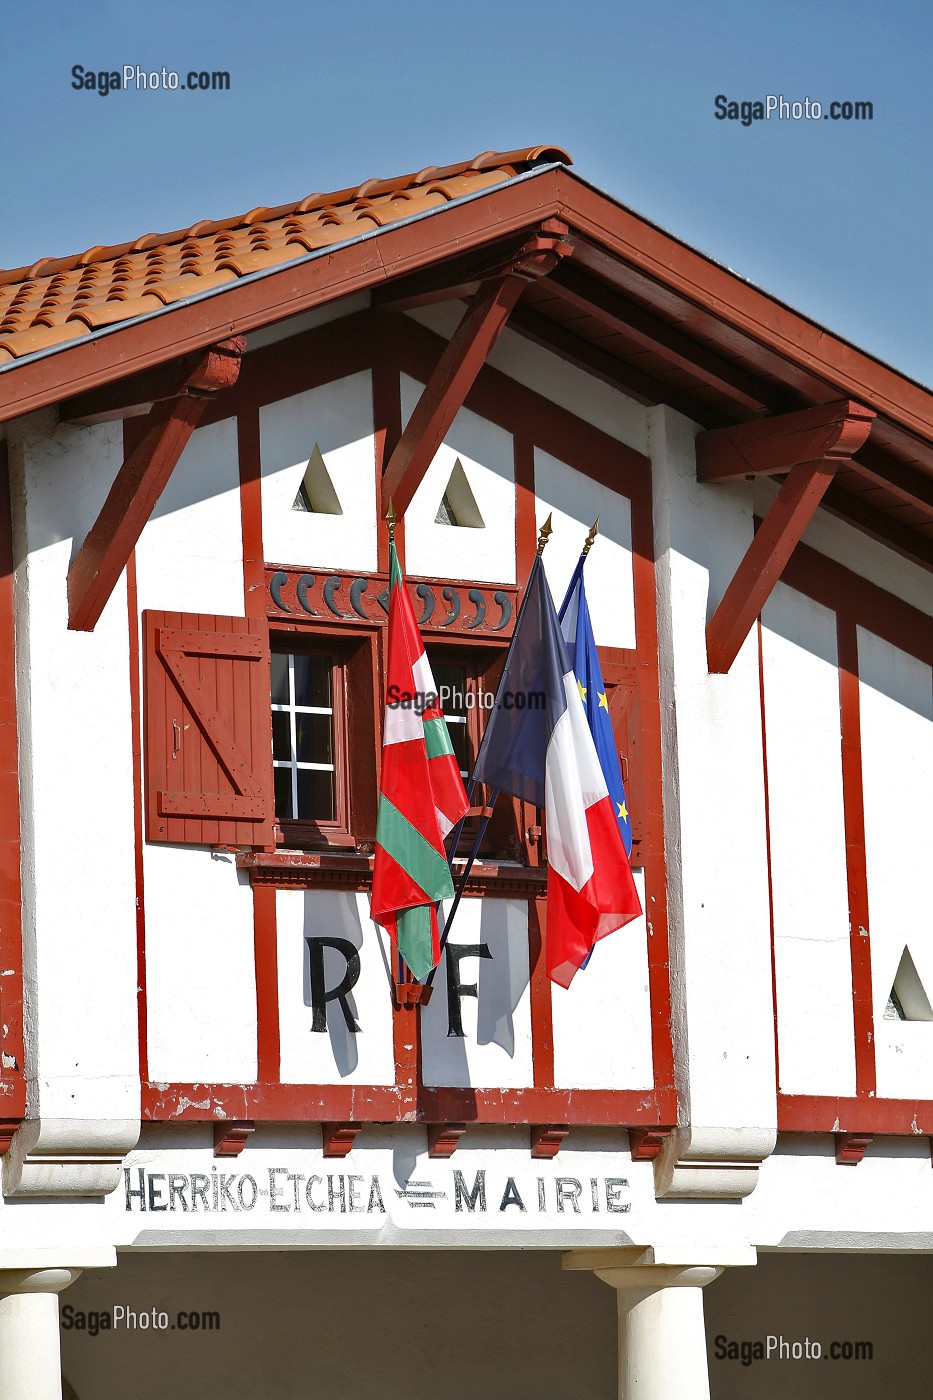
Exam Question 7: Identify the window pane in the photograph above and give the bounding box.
[295,713,333,765]
[273,766,293,820]
[432,661,470,771]
[293,654,332,708]
[297,768,335,821]
[433,663,466,715]
[271,652,290,705]
[272,710,292,761]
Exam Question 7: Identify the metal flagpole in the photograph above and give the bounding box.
[557,515,598,621]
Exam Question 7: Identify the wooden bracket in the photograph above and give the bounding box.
[66,336,244,632]
[374,219,573,312]
[530,1124,570,1160]
[394,982,433,1008]
[60,342,242,425]
[628,1128,671,1162]
[835,1132,873,1165]
[322,1122,361,1158]
[381,228,572,518]
[698,401,875,673]
[0,1119,21,1157]
[427,1123,467,1158]
[213,1120,255,1158]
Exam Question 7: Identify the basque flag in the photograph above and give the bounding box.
[472,556,641,987]
[370,540,470,979]
[559,568,633,857]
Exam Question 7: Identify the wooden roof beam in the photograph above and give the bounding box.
[67,337,244,632]
[549,263,778,414]
[381,228,572,517]
[699,400,875,673]
[847,441,933,517]
[508,303,732,427]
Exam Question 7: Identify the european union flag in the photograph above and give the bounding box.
[558,567,633,857]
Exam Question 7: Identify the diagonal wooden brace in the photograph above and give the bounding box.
[706,460,840,673]
[381,277,526,517]
[700,400,875,673]
[381,228,572,518]
[67,337,244,631]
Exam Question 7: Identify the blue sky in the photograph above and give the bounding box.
[2,0,929,383]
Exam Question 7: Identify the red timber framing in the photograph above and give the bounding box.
[698,401,876,673]
[764,539,933,1138]
[0,444,25,1131]
[139,306,677,1135]
[67,338,244,632]
[381,222,572,517]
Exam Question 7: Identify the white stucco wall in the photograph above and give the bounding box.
[401,376,516,584]
[8,411,140,1124]
[761,583,856,1097]
[133,416,257,1085]
[859,629,933,1099]
[259,372,377,573]
[650,404,777,1160]
[535,448,637,649]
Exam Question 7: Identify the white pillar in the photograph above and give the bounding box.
[564,1248,754,1400]
[604,1264,720,1400]
[0,1250,116,1400]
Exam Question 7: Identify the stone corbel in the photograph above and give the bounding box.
[2,1118,140,1198]
[652,1125,777,1200]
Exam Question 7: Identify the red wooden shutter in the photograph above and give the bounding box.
[600,649,646,866]
[143,611,274,848]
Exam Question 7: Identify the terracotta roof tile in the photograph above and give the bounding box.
[0,145,570,364]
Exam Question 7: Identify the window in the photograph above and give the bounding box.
[271,651,341,825]
[269,633,378,851]
[142,607,643,868]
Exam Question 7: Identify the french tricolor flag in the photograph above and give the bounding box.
[472,555,642,987]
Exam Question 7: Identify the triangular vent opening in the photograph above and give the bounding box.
[434,458,484,528]
[292,443,342,515]
[884,946,933,1022]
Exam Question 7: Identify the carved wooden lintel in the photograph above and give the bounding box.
[835,1132,873,1165]
[530,1124,569,1160]
[322,1122,361,1158]
[427,1123,467,1158]
[213,1120,255,1158]
[266,566,517,639]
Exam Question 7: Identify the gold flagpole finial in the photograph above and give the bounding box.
[385,497,397,544]
[582,515,600,556]
[536,512,553,556]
